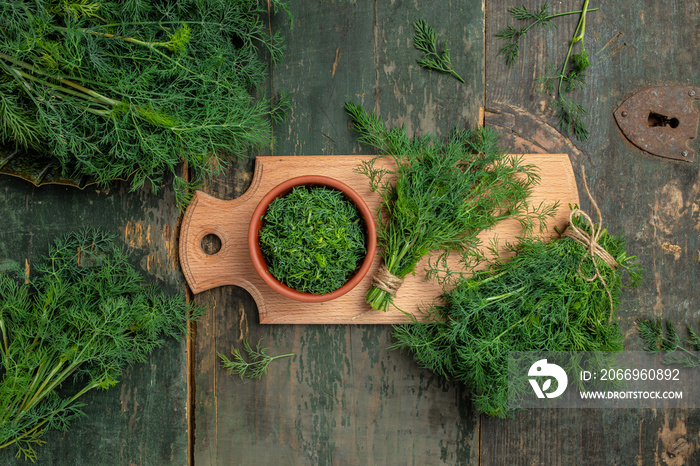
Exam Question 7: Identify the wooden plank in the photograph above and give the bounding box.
[0,176,188,464]
[192,0,485,464]
[192,157,257,466]
[483,0,700,463]
[180,154,577,324]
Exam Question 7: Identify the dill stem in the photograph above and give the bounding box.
[674,345,700,359]
[407,329,449,349]
[467,286,531,362]
[54,77,119,107]
[470,270,509,288]
[490,310,531,346]
[17,360,68,416]
[518,6,598,38]
[17,360,49,407]
[541,7,597,23]
[0,52,116,106]
[58,26,209,83]
[367,243,412,311]
[7,356,47,421]
[0,379,100,452]
[0,52,44,76]
[23,361,80,415]
[1,363,42,425]
[54,26,167,49]
[449,69,465,84]
[483,285,526,304]
[88,20,217,29]
[75,104,112,117]
[0,424,46,451]
[9,67,101,104]
[1,53,175,124]
[15,340,94,423]
[557,0,590,97]
[0,317,8,361]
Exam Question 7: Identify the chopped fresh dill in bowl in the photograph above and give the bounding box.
[258,186,367,295]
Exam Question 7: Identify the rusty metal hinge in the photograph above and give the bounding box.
[614,86,699,162]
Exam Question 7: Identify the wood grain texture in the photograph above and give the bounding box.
[483,0,700,464]
[180,154,577,324]
[192,0,485,464]
[0,176,188,465]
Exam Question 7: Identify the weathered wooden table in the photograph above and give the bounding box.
[1,1,698,464]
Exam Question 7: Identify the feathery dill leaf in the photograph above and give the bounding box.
[637,319,700,368]
[0,229,201,461]
[219,340,294,380]
[390,215,642,417]
[495,2,558,66]
[557,97,589,141]
[413,19,464,83]
[0,1,290,205]
[345,102,557,312]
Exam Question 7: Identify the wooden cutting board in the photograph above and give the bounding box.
[179,154,579,324]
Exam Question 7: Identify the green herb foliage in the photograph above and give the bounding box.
[496,1,598,141]
[0,0,290,203]
[0,229,199,462]
[219,339,294,380]
[391,215,642,417]
[637,319,700,368]
[259,186,367,295]
[412,19,464,83]
[345,101,556,312]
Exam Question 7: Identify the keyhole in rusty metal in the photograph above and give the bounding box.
[648,112,680,128]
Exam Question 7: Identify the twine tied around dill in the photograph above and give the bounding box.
[560,166,619,323]
[371,263,404,296]
[351,264,404,321]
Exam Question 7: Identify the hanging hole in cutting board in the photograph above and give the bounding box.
[201,233,222,255]
[648,112,680,128]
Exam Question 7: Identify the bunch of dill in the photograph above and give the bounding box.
[259,186,367,295]
[0,229,199,462]
[0,0,289,203]
[345,102,556,312]
[391,215,642,417]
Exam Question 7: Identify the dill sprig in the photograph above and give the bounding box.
[258,186,367,295]
[0,1,290,204]
[496,1,598,141]
[391,215,643,417]
[496,2,598,66]
[0,229,200,462]
[345,102,557,312]
[637,319,700,368]
[413,19,464,83]
[496,3,556,66]
[219,340,294,380]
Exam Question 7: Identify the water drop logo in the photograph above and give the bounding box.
[528,359,568,399]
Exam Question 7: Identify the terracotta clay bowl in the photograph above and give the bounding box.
[248,175,376,303]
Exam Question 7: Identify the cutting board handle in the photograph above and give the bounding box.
[179,164,268,312]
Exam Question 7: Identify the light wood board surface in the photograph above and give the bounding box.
[180,154,579,324]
